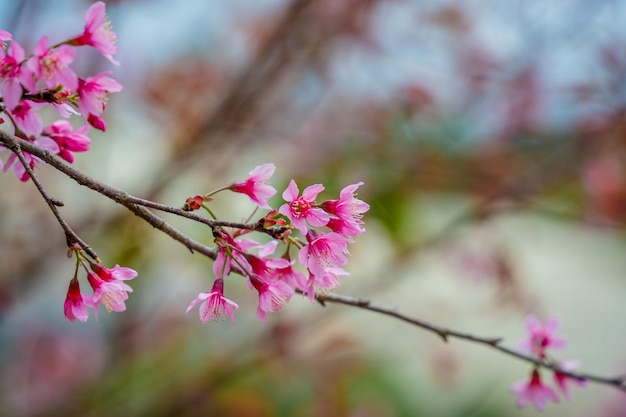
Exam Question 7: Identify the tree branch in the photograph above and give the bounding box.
[315,291,626,392]
[1,130,624,394]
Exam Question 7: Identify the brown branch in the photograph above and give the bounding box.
[1,130,624,394]
[1,133,99,260]
[315,291,626,392]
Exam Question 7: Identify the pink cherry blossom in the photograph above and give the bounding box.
[77,71,122,128]
[86,263,136,313]
[320,182,370,237]
[0,29,11,42]
[11,100,45,136]
[91,262,138,282]
[87,271,132,313]
[229,163,277,209]
[186,279,239,324]
[247,241,291,282]
[71,1,119,65]
[298,230,349,279]
[44,120,91,163]
[511,369,559,411]
[0,40,36,110]
[27,36,78,90]
[279,179,330,234]
[63,278,94,322]
[553,360,588,400]
[250,275,294,322]
[274,261,308,290]
[301,266,349,301]
[519,315,567,359]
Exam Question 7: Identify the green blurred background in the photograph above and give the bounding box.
[1,0,625,415]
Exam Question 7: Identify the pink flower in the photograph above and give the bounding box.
[519,315,567,358]
[250,275,294,322]
[247,241,291,282]
[186,279,239,324]
[511,369,559,411]
[320,182,370,237]
[274,261,308,290]
[279,180,330,234]
[229,163,277,209]
[92,262,138,282]
[0,29,11,42]
[27,36,78,90]
[298,230,349,278]
[11,100,45,136]
[87,263,136,313]
[63,278,95,322]
[43,120,91,163]
[301,266,348,301]
[77,71,122,127]
[71,1,119,65]
[0,40,36,110]
[553,360,588,400]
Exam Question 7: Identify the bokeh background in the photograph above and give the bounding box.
[1,0,626,415]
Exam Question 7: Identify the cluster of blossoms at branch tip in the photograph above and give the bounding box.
[185,163,369,323]
[0,2,121,180]
[510,315,587,411]
[63,247,138,323]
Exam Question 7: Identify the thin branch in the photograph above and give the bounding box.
[2,134,99,260]
[315,291,626,392]
[1,130,624,394]
[0,132,284,235]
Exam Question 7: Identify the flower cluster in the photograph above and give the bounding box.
[510,315,587,411]
[0,2,121,180]
[63,252,138,323]
[186,163,370,323]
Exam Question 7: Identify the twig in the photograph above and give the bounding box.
[1,130,624,394]
[315,291,626,392]
[2,134,99,260]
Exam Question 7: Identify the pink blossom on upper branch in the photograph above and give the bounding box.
[279,179,330,234]
[77,71,123,131]
[519,315,567,359]
[511,369,559,411]
[229,163,277,209]
[186,278,238,324]
[70,1,119,65]
[27,36,78,90]
[298,230,349,279]
[63,278,95,322]
[320,182,370,237]
[0,40,36,110]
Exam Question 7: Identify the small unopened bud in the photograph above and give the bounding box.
[183,195,205,211]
